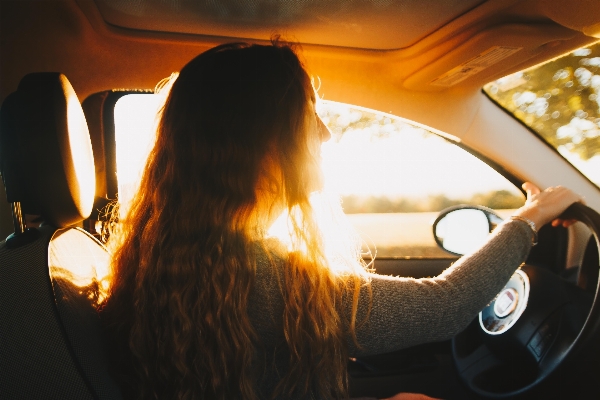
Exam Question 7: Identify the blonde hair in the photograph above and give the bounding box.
[100,41,370,400]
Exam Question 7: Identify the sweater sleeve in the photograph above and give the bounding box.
[348,219,533,356]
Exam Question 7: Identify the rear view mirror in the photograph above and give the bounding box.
[433,205,503,256]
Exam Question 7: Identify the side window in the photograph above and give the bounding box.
[113,95,524,259]
[484,42,600,187]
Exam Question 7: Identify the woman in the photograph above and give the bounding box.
[100,41,582,400]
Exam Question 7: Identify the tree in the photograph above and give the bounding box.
[485,43,600,161]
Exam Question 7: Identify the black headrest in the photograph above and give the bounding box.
[0,73,95,228]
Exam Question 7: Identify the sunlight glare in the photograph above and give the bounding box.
[114,94,163,216]
[318,100,519,200]
[266,190,369,275]
[66,90,95,212]
[114,93,522,259]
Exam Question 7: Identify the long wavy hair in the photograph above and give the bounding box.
[100,41,368,400]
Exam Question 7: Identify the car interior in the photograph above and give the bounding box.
[1,0,600,399]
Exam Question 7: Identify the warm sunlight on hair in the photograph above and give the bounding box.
[267,191,372,275]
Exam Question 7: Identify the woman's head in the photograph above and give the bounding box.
[157,41,326,236]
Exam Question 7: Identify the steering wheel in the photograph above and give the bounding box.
[452,203,600,398]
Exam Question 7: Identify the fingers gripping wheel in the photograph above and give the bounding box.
[452,203,600,398]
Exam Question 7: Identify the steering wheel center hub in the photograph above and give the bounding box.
[494,287,519,317]
[480,269,530,335]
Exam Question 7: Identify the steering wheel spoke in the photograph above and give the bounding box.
[459,347,504,383]
[452,203,600,398]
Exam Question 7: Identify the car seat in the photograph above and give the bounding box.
[0,73,122,399]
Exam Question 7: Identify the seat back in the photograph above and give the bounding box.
[0,73,121,399]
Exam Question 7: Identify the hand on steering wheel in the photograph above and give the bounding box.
[515,182,584,229]
[453,202,600,399]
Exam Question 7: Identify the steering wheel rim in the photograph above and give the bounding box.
[452,203,600,398]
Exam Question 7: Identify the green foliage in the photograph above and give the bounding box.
[485,43,600,161]
[470,190,525,210]
[341,190,524,214]
[317,102,433,143]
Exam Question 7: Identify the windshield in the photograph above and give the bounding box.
[484,42,600,185]
[114,95,523,258]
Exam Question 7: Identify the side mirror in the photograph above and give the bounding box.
[433,205,503,256]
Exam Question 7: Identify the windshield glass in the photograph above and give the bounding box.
[114,95,523,258]
[484,42,600,185]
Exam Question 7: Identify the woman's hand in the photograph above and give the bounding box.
[513,182,584,228]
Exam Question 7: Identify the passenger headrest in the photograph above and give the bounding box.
[0,73,95,228]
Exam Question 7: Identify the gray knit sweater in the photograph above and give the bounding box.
[248,219,533,398]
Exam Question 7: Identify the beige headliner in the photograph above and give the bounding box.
[1,0,600,237]
[93,0,489,50]
[1,0,598,134]
[2,0,599,100]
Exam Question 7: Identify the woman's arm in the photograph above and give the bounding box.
[349,183,583,355]
[349,219,532,356]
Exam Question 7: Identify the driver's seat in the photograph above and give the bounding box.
[0,73,122,399]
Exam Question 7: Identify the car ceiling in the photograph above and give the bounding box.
[0,0,597,150]
[1,0,600,237]
[1,0,599,102]
[93,0,487,50]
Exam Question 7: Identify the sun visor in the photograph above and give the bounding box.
[402,23,578,92]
